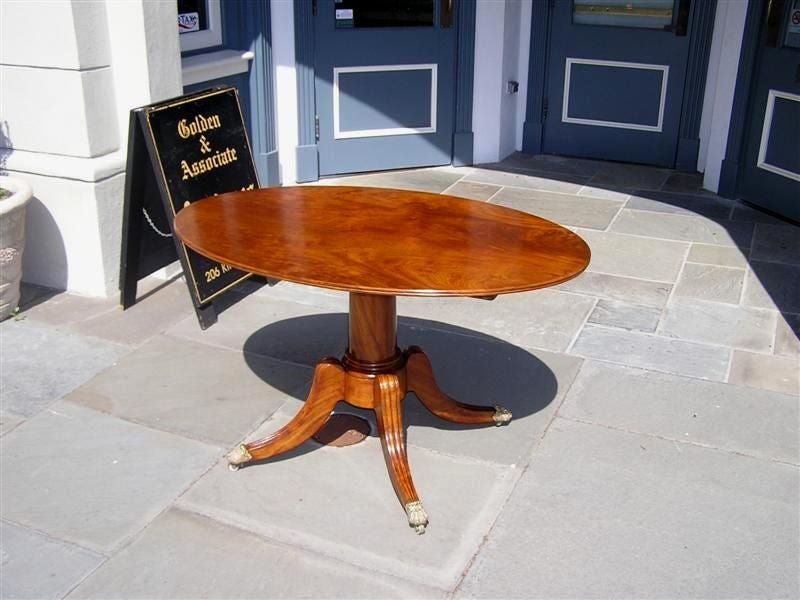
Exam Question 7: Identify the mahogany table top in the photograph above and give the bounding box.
[174,186,591,297]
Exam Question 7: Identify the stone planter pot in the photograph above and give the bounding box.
[0,176,34,321]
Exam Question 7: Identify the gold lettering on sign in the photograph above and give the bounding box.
[180,147,239,180]
[205,263,234,283]
[177,114,222,139]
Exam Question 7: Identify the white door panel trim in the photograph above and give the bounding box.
[561,57,670,132]
[333,63,438,139]
[756,89,800,182]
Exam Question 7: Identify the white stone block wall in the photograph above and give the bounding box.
[472,0,533,165]
[0,0,181,297]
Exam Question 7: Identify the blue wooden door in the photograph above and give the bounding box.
[543,0,691,167]
[314,0,456,176]
[738,0,800,221]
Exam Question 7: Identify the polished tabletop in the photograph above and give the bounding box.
[174,186,591,297]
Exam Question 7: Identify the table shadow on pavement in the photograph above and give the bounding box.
[240,313,559,464]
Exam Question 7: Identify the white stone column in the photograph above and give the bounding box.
[697,0,749,192]
[0,0,181,297]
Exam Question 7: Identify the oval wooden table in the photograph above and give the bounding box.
[175,186,590,534]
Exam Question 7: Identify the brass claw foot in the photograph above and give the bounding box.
[405,501,429,534]
[492,406,512,426]
[226,444,252,470]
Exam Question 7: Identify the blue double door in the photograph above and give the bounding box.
[313,0,457,176]
[737,0,800,221]
[543,0,692,167]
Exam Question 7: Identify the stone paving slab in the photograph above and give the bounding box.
[672,263,744,304]
[68,508,443,599]
[1,520,103,600]
[0,401,220,553]
[658,298,776,353]
[0,412,23,436]
[443,180,500,201]
[775,313,800,357]
[489,152,604,178]
[180,412,519,590]
[554,271,672,308]
[168,293,345,365]
[751,223,800,265]
[465,167,588,195]
[625,190,733,220]
[588,162,670,189]
[458,418,800,599]
[316,168,464,194]
[575,228,688,282]
[571,324,730,381]
[610,209,754,247]
[0,320,130,418]
[586,298,661,333]
[577,184,631,201]
[728,350,800,396]
[730,203,790,225]
[490,187,623,230]
[686,243,749,268]
[252,280,349,311]
[660,171,711,195]
[559,361,799,464]
[397,290,596,353]
[17,277,195,346]
[64,335,312,446]
[742,261,800,314]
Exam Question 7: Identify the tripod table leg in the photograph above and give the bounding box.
[405,346,512,426]
[226,358,345,468]
[373,373,428,534]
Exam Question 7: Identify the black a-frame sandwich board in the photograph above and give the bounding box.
[119,86,259,329]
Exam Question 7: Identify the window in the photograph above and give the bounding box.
[333,0,434,29]
[178,0,222,52]
[573,0,674,30]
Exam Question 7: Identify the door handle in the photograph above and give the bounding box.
[441,0,453,28]
[766,0,786,47]
[663,0,690,36]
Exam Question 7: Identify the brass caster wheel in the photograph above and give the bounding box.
[405,501,429,535]
[226,444,252,471]
[492,405,512,426]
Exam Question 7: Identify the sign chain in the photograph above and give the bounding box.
[141,207,173,238]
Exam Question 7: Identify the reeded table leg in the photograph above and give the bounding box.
[406,346,512,426]
[374,373,428,534]
[226,358,345,468]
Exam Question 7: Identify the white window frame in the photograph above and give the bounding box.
[179,0,223,52]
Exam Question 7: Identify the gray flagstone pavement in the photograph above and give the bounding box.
[1,155,798,599]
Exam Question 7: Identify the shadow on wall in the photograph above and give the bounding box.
[0,120,69,291]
